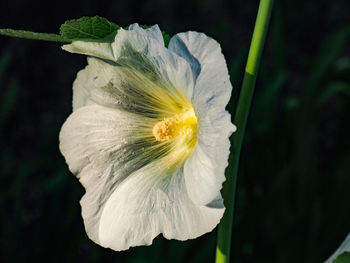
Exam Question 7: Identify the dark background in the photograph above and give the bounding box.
[0,0,349,262]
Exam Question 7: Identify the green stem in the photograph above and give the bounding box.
[215,1,274,263]
[0,29,69,43]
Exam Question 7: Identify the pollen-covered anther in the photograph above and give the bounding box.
[153,109,198,142]
[153,118,178,141]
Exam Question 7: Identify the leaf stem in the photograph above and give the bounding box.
[215,1,274,263]
[0,29,69,43]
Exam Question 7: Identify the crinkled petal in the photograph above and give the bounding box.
[98,157,224,251]
[71,56,191,120]
[127,23,164,45]
[59,105,155,242]
[184,110,235,205]
[168,31,231,113]
[59,105,224,250]
[184,142,224,206]
[70,57,113,111]
[59,105,151,175]
[64,24,194,108]
[169,31,235,205]
[114,24,193,101]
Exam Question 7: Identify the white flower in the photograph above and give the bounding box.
[59,24,236,251]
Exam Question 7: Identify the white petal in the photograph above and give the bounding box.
[62,41,116,61]
[168,31,232,114]
[60,105,138,175]
[71,58,113,111]
[169,31,235,205]
[184,110,235,205]
[325,233,350,263]
[71,56,191,119]
[184,143,224,206]
[59,104,153,242]
[98,157,224,251]
[112,24,194,100]
[65,24,194,108]
[128,23,164,44]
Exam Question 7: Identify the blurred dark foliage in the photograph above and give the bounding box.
[0,0,349,262]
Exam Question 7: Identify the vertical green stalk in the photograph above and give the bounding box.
[215,1,274,263]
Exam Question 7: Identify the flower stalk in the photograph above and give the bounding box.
[0,29,69,42]
[215,0,274,262]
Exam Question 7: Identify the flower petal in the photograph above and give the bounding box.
[114,24,194,101]
[59,104,156,242]
[59,105,224,250]
[60,105,143,175]
[71,56,192,120]
[70,57,113,111]
[169,31,235,205]
[168,31,232,113]
[184,110,235,205]
[62,41,116,61]
[65,24,194,109]
[184,142,225,206]
[98,157,224,251]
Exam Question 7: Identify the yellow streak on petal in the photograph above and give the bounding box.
[152,107,198,169]
[113,62,200,170]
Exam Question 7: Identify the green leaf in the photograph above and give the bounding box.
[334,252,350,263]
[1,17,171,46]
[60,16,120,42]
[0,29,68,42]
[162,31,171,47]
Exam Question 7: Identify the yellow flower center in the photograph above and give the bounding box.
[153,108,198,144]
